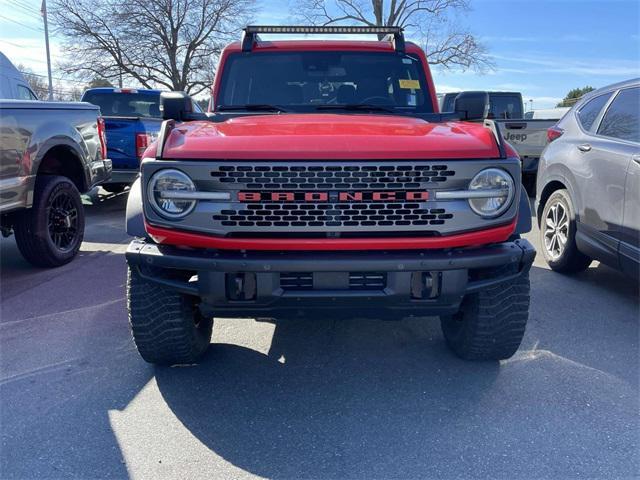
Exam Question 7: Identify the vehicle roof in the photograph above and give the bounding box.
[583,78,639,99]
[443,91,521,96]
[0,51,22,76]
[83,87,164,94]
[0,100,97,110]
[223,39,423,54]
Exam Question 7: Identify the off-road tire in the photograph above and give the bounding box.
[127,266,213,365]
[101,183,128,194]
[440,269,530,360]
[14,175,85,268]
[540,189,591,273]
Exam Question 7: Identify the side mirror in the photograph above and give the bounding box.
[454,91,489,121]
[160,91,193,121]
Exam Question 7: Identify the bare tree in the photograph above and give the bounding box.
[50,0,255,95]
[294,0,490,71]
[17,65,50,99]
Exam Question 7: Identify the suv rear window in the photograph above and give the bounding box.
[487,95,523,119]
[597,87,639,143]
[576,92,612,131]
[440,92,523,118]
[217,51,434,113]
[82,92,162,118]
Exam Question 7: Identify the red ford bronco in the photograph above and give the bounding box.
[125,26,535,365]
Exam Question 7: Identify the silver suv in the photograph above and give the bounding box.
[536,78,639,278]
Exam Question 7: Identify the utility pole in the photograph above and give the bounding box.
[41,0,54,101]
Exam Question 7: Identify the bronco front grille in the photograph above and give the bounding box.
[143,158,520,238]
[211,164,455,190]
[206,162,459,233]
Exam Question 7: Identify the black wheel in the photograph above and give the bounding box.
[440,268,530,361]
[14,175,84,268]
[127,266,213,365]
[540,189,591,273]
[101,183,128,194]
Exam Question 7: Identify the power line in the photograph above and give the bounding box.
[19,69,89,85]
[5,0,41,17]
[8,0,40,12]
[0,38,31,49]
[0,13,43,32]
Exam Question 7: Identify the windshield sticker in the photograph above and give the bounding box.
[399,79,420,89]
[402,58,413,64]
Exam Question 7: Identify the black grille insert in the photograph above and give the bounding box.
[280,272,313,290]
[279,272,388,291]
[211,164,455,189]
[213,203,453,228]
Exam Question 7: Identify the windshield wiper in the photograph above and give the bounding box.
[217,104,289,113]
[316,104,396,113]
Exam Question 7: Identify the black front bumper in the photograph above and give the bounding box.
[125,239,535,318]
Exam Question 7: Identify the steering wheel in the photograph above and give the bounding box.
[359,95,394,105]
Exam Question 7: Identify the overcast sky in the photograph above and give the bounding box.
[1,0,638,108]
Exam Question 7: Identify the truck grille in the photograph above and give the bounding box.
[143,158,522,239]
[213,202,453,228]
[211,164,455,190]
[280,272,387,291]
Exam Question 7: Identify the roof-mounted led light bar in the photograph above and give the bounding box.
[241,25,406,53]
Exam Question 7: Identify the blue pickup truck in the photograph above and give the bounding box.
[81,88,164,193]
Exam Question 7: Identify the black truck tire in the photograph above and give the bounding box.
[14,175,85,268]
[127,266,213,365]
[440,270,530,361]
[539,189,591,273]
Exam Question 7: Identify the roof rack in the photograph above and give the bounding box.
[241,25,405,53]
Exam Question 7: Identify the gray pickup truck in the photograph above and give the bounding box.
[0,100,112,267]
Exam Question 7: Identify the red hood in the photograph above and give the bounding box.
[161,114,500,160]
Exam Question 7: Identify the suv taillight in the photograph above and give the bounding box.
[136,133,155,159]
[547,126,564,143]
[97,117,107,159]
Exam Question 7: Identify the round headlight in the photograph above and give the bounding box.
[147,169,196,219]
[468,168,515,218]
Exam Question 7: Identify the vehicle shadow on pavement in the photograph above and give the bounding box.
[152,264,639,478]
[155,316,501,478]
[526,264,638,388]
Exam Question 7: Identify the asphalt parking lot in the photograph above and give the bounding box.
[1,189,638,479]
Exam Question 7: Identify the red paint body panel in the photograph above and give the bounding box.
[161,115,500,160]
[145,220,516,251]
[172,40,500,161]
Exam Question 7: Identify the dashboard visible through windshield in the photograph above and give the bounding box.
[216,51,434,114]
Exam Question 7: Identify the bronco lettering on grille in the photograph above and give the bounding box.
[238,191,430,202]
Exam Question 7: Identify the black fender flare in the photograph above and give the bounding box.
[126,177,147,238]
[514,187,532,235]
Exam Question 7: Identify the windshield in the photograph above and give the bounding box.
[82,92,162,118]
[216,51,434,113]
